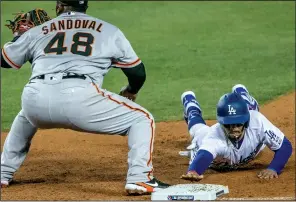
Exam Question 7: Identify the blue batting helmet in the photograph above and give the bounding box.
[216,92,250,126]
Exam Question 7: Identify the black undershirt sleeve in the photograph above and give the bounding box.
[1,50,12,68]
[121,62,146,94]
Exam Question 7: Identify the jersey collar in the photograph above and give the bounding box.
[59,11,87,17]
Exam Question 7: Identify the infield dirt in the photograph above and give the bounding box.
[1,92,295,200]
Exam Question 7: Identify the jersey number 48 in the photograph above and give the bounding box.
[44,32,94,56]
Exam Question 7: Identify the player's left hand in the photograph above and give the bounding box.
[6,9,51,36]
[119,85,137,101]
[181,171,204,181]
[257,169,278,179]
[14,24,31,36]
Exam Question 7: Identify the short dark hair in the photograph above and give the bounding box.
[58,1,88,12]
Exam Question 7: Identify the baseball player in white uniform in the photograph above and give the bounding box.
[179,84,292,181]
[0,1,170,194]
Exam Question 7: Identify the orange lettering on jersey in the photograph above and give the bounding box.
[96,23,103,32]
[75,20,82,29]
[50,22,57,32]
[42,26,49,35]
[82,20,89,28]
[58,20,65,30]
[88,21,96,30]
[67,20,73,29]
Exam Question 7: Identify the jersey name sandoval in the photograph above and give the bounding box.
[42,19,103,35]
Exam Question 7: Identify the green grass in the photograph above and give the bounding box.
[1,1,295,130]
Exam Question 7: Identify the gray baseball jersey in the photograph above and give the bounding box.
[1,12,154,185]
[2,11,141,86]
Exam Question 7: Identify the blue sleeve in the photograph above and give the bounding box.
[188,149,214,175]
[268,137,292,174]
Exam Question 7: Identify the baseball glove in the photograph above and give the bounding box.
[5,8,51,36]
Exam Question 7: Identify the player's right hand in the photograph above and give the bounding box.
[181,171,204,181]
[119,85,137,101]
[257,169,278,179]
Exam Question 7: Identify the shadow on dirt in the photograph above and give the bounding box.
[206,162,268,174]
[15,159,126,185]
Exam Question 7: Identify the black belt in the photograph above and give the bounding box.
[34,74,86,80]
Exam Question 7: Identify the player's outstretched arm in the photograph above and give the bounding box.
[181,149,214,181]
[258,137,292,179]
[257,111,293,179]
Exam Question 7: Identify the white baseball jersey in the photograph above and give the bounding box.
[196,110,285,170]
[1,11,141,86]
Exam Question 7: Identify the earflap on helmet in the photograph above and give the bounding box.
[216,92,250,127]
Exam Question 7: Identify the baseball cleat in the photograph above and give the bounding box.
[181,91,202,122]
[125,178,170,195]
[1,181,9,188]
[232,84,259,111]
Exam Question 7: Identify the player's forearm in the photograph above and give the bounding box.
[188,149,213,175]
[121,62,146,94]
[268,137,292,174]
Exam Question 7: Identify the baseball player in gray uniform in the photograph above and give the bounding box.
[1,1,170,195]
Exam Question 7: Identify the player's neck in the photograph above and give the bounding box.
[60,11,86,15]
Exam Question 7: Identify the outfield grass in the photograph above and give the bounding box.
[1,1,295,130]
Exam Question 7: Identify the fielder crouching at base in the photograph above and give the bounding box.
[1,1,170,195]
[179,84,292,181]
